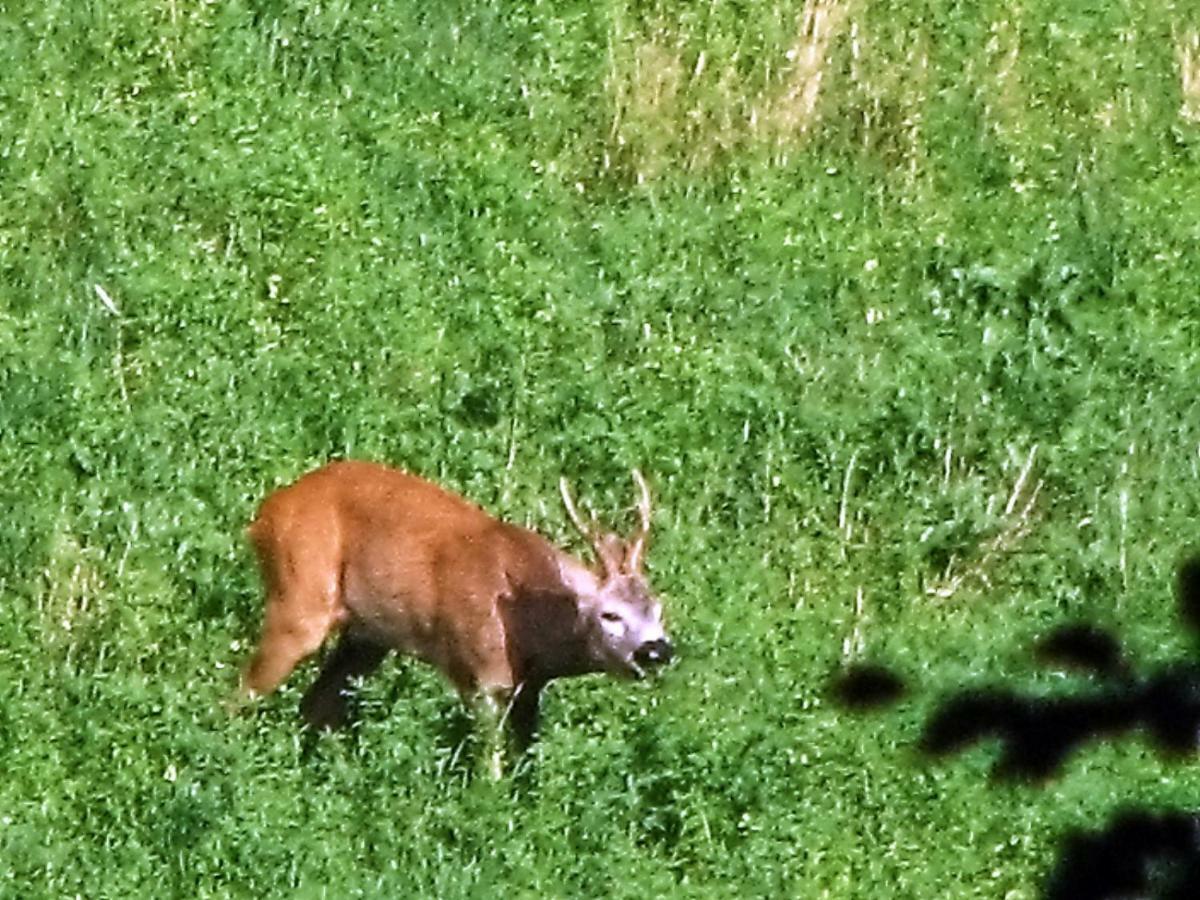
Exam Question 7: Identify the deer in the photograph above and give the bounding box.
[237,460,673,777]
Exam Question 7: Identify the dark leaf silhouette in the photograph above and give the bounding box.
[1033,624,1128,678]
[834,556,1200,898]
[1045,810,1200,900]
[828,664,907,710]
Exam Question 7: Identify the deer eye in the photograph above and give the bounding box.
[600,611,623,623]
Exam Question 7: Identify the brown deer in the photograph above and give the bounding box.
[238,460,672,775]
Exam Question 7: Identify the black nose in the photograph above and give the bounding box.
[634,639,674,668]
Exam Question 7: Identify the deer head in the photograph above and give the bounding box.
[559,470,672,678]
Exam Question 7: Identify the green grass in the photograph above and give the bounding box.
[3,0,1200,895]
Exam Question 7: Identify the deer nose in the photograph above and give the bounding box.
[634,638,674,668]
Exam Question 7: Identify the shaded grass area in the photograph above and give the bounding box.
[3,0,1200,895]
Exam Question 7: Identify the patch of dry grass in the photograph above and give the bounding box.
[605,3,1195,184]
[39,527,107,658]
[925,445,1043,602]
[1178,29,1200,122]
[983,12,1026,141]
[755,0,852,143]
[606,0,853,180]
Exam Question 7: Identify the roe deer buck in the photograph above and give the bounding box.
[238,461,672,776]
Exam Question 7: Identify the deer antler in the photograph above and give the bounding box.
[559,477,594,540]
[560,476,629,575]
[626,469,653,572]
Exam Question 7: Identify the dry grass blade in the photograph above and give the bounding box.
[1178,30,1200,122]
[927,448,1043,601]
[761,0,851,140]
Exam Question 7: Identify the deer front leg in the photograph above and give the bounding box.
[473,686,514,781]
[509,680,545,751]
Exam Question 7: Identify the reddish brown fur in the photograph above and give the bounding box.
[245,461,570,696]
[239,460,668,752]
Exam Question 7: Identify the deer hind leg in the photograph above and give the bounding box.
[300,630,391,730]
[241,595,340,698]
[241,549,344,699]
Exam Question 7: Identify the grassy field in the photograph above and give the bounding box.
[4,0,1200,895]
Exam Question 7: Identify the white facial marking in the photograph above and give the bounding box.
[600,610,627,639]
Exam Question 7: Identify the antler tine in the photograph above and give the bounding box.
[559,476,593,539]
[631,469,652,535]
[627,469,653,571]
